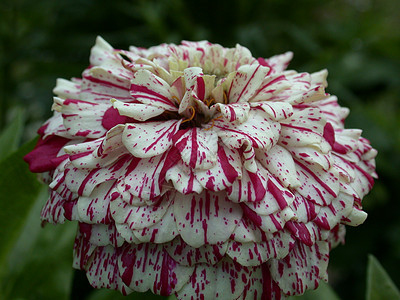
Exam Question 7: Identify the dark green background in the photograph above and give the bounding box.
[1,0,399,299]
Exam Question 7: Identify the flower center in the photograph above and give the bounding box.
[178,90,228,129]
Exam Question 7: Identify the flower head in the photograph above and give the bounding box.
[24,37,377,299]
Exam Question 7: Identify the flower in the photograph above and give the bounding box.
[24,37,377,299]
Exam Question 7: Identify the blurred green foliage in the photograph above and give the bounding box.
[0,0,399,299]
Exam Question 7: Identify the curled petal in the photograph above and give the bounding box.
[53,78,82,99]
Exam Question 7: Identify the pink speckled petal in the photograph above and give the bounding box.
[245,174,295,215]
[85,245,133,295]
[294,159,340,206]
[226,163,268,203]
[287,191,321,223]
[214,102,250,124]
[269,241,329,296]
[41,190,68,224]
[112,99,165,121]
[290,146,334,171]
[131,203,179,243]
[55,98,108,138]
[177,259,251,300]
[213,109,279,151]
[120,148,180,201]
[111,191,171,230]
[174,190,243,248]
[256,145,300,189]
[80,66,132,102]
[53,78,82,99]
[122,120,181,158]
[226,64,270,103]
[226,231,293,266]
[164,236,228,266]
[63,154,132,197]
[173,128,218,170]
[166,161,204,194]
[130,69,178,111]
[118,243,194,295]
[194,143,242,191]
[250,74,291,103]
[250,101,293,122]
[77,180,116,224]
[258,51,293,74]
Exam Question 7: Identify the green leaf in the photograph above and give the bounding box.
[288,281,340,300]
[366,255,400,300]
[0,108,24,161]
[0,138,41,269]
[1,186,77,300]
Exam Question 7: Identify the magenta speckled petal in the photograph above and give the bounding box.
[24,36,377,299]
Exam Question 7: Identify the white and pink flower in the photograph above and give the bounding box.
[24,37,377,299]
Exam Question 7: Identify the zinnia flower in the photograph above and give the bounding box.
[24,37,377,299]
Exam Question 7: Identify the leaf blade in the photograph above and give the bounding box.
[366,254,400,300]
[0,138,41,268]
[0,108,25,160]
